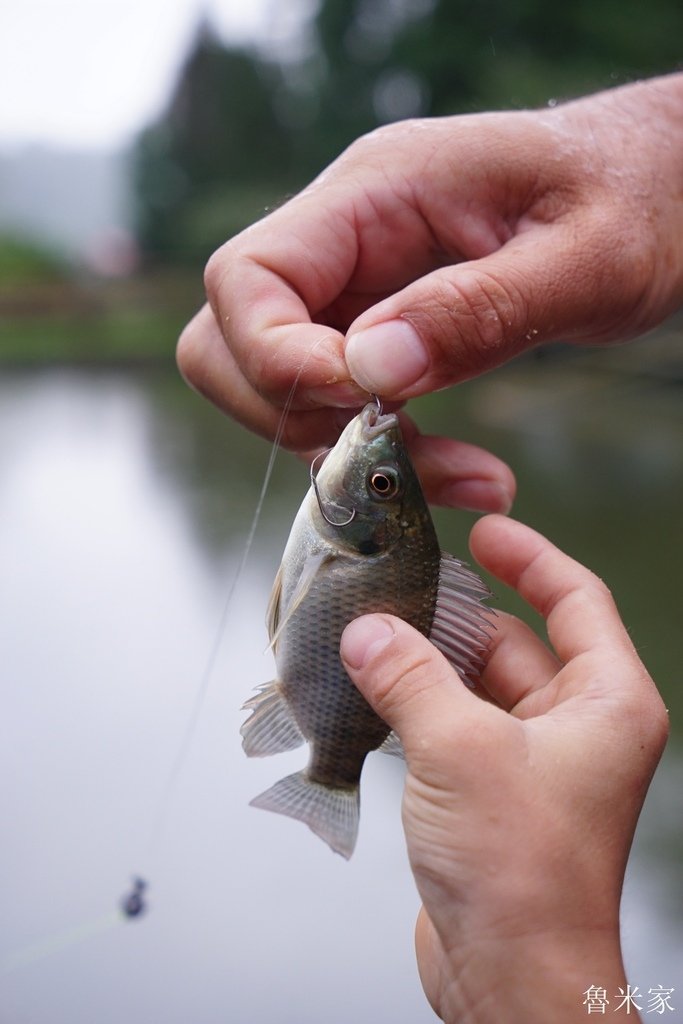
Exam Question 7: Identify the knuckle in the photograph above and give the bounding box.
[413,268,530,375]
[458,269,530,357]
[243,343,293,404]
[617,684,670,769]
[584,571,613,605]
[203,242,231,300]
[176,316,203,384]
[558,563,615,612]
[176,304,225,397]
[576,206,660,339]
[645,694,671,757]
[343,121,404,160]
[370,649,437,718]
[650,697,671,755]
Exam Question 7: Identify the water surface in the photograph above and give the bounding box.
[1,350,681,1021]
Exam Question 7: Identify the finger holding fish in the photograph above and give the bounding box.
[177,304,365,449]
[197,155,444,406]
[340,515,667,859]
[340,524,666,1021]
[397,413,515,513]
[179,309,516,512]
[470,515,649,669]
[342,515,667,799]
[194,200,384,414]
[203,241,351,402]
[477,610,561,710]
[469,515,668,726]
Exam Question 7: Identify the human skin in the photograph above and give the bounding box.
[176,72,678,1021]
[340,515,669,1024]
[178,72,683,510]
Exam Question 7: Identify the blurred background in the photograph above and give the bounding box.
[1,1,682,1021]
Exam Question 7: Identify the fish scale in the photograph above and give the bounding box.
[241,402,494,858]
[281,550,437,785]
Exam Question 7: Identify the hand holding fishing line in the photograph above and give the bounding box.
[178,72,683,494]
[341,515,668,1024]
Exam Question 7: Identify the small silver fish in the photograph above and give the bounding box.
[241,401,493,858]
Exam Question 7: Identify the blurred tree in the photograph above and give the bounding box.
[0,235,69,286]
[296,0,435,167]
[132,1,683,265]
[387,0,683,113]
[133,19,291,264]
[303,0,683,134]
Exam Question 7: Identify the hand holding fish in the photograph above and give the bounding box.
[341,514,668,1024]
[178,72,683,473]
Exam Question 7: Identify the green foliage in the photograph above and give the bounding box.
[388,0,683,112]
[132,20,293,264]
[131,0,683,265]
[0,272,201,365]
[0,235,69,286]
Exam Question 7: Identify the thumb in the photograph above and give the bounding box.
[343,224,636,398]
[340,613,476,775]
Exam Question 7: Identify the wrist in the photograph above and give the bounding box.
[564,73,683,325]
[439,927,630,1024]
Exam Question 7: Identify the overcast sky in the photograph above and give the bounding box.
[0,0,310,150]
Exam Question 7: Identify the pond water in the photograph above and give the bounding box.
[1,344,681,1022]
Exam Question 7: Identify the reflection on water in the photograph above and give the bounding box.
[0,356,681,1022]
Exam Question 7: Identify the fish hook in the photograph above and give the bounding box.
[310,450,356,527]
[371,393,383,417]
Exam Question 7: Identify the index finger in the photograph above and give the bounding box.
[202,193,367,410]
[469,515,636,663]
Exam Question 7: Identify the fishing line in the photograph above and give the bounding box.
[146,336,338,852]
[309,394,381,527]
[1,877,150,978]
[1,912,122,977]
[3,345,345,976]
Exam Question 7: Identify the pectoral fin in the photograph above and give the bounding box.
[430,553,495,687]
[266,550,332,652]
[265,565,283,647]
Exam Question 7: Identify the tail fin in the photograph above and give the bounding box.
[250,771,360,859]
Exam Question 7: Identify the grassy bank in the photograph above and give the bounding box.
[0,270,204,366]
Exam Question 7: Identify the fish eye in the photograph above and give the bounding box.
[367,466,401,499]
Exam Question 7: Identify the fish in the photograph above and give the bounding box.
[240,400,493,858]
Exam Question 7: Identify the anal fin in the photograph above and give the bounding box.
[378,731,405,760]
[240,681,305,757]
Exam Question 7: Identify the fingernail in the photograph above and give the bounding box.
[345,320,429,394]
[341,615,395,670]
[439,480,514,515]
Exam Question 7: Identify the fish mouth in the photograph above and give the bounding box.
[359,402,399,440]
